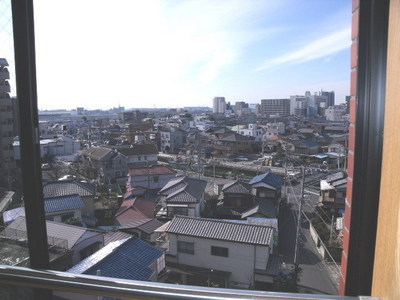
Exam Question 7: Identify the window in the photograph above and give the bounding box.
[177,241,194,254]
[211,246,228,257]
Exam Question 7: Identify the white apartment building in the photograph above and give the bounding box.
[237,124,263,142]
[13,135,81,160]
[212,97,226,114]
[325,105,347,121]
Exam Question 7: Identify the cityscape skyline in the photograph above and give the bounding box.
[1,0,351,110]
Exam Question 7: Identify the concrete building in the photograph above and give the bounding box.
[325,105,347,121]
[0,58,16,187]
[212,97,226,114]
[13,135,81,161]
[237,124,263,142]
[260,99,290,117]
[159,128,186,154]
[320,90,335,107]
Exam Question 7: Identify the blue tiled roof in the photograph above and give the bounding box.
[248,172,283,189]
[44,194,85,213]
[68,237,163,281]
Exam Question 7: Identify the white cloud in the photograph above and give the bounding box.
[255,27,351,71]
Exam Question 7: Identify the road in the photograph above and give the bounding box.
[279,180,339,295]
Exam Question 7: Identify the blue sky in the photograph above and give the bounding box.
[3,0,352,110]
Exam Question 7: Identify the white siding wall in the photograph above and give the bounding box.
[167,234,270,285]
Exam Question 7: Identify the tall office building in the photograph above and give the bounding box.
[260,98,290,117]
[320,90,335,107]
[0,58,16,187]
[212,97,226,114]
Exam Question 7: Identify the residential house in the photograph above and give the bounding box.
[80,146,126,183]
[320,171,347,212]
[3,194,85,225]
[4,216,104,268]
[160,128,186,153]
[119,218,165,244]
[127,165,177,195]
[117,143,158,168]
[43,180,96,225]
[156,177,207,220]
[163,216,277,289]
[248,172,283,218]
[213,133,255,157]
[236,124,263,142]
[292,140,320,155]
[215,180,255,219]
[114,197,156,226]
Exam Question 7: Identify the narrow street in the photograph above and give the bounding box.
[278,181,339,295]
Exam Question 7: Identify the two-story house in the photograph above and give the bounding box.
[43,180,96,226]
[3,194,85,225]
[320,171,347,212]
[156,177,207,220]
[215,180,255,219]
[163,216,277,289]
[248,172,283,218]
[117,143,158,168]
[80,146,126,183]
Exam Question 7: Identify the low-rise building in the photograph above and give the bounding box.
[163,216,277,289]
[156,177,207,219]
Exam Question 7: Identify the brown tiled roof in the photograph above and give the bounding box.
[115,198,155,222]
[128,165,176,176]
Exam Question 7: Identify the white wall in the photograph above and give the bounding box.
[167,234,270,286]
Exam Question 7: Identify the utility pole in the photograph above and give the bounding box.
[329,214,335,246]
[146,160,150,200]
[294,166,306,268]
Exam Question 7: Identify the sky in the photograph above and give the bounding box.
[1,0,352,110]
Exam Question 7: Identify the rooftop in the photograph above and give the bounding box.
[166,216,274,246]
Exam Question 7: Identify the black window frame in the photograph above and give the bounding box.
[177,241,194,254]
[211,246,229,257]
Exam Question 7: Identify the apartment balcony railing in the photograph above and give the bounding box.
[0,265,378,300]
[0,69,10,80]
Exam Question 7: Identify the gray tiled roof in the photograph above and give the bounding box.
[6,217,101,249]
[220,133,254,142]
[160,177,207,203]
[43,180,95,198]
[166,216,274,246]
[104,231,132,245]
[241,200,277,219]
[120,218,165,234]
[81,147,115,160]
[44,194,85,213]
[326,171,346,183]
[222,180,252,194]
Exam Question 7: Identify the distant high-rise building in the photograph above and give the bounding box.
[320,90,335,107]
[0,58,16,187]
[260,98,290,117]
[212,97,226,114]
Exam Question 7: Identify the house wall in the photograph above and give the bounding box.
[72,232,104,265]
[167,234,270,286]
[129,173,176,190]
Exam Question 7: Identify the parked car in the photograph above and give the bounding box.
[236,156,249,161]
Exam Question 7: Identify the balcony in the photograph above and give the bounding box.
[0,265,378,300]
[0,69,10,81]
[0,83,10,94]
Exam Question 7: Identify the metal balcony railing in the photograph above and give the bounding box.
[0,265,378,300]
